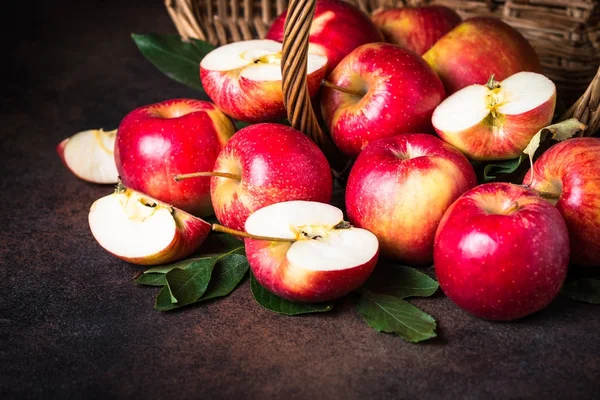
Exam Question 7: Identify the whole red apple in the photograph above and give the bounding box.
[209,123,333,232]
[523,137,600,267]
[372,5,461,55]
[345,133,477,265]
[114,98,236,217]
[434,182,570,321]
[321,42,446,158]
[423,17,542,94]
[265,0,384,74]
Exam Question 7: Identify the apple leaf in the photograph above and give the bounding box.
[164,257,219,306]
[364,264,439,299]
[250,274,334,315]
[140,256,214,275]
[200,253,249,301]
[131,33,214,93]
[135,272,167,287]
[482,155,526,182]
[561,278,600,304]
[357,291,437,343]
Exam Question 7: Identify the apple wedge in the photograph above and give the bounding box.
[241,200,379,303]
[200,39,328,123]
[88,184,211,265]
[57,128,119,184]
[432,71,556,161]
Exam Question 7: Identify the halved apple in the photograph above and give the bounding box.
[57,128,119,184]
[200,39,328,123]
[432,71,556,161]
[88,184,211,265]
[243,200,379,303]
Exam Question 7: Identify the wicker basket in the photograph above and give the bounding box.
[165,0,600,148]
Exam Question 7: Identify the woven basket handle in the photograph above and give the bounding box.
[562,66,600,137]
[280,0,346,170]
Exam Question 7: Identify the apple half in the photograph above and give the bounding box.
[88,184,211,265]
[432,72,556,161]
[57,128,119,184]
[243,201,379,303]
[200,39,328,123]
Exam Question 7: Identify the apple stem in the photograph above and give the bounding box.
[322,80,365,97]
[211,224,296,243]
[520,184,561,201]
[173,171,241,182]
[502,202,520,215]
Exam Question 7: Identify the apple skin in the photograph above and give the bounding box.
[321,42,446,158]
[371,5,461,55]
[245,239,378,303]
[114,98,236,217]
[265,0,384,74]
[434,182,570,321]
[345,133,477,265]
[210,123,333,232]
[423,17,542,94]
[523,137,600,267]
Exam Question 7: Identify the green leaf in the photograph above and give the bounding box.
[155,285,178,311]
[482,155,526,182]
[199,253,249,301]
[164,258,218,306]
[142,256,212,275]
[365,264,439,299]
[357,291,437,343]
[250,274,334,315]
[131,33,214,92]
[135,272,166,286]
[561,278,600,304]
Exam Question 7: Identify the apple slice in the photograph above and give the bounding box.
[57,128,119,184]
[200,39,328,123]
[240,200,379,303]
[88,184,211,265]
[432,71,556,161]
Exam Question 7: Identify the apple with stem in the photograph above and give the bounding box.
[345,133,477,266]
[114,98,236,217]
[57,128,119,184]
[174,123,333,233]
[265,0,384,74]
[434,182,570,321]
[423,17,542,94]
[523,137,600,267]
[432,72,556,161]
[88,183,211,266]
[212,200,379,303]
[200,39,328,123]
[320,42,446,158]
[371,5,461,55]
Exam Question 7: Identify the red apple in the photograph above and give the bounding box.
[244,200,379,303]
[423,17,542,94]
[200,39,328,123]
[371,5,461,55]
[114,98,236,217]
[523,137,600,267]
[434,182,570,321]
[265,0,384,74]
[88,184,211,265]
[57,128,119,184]
[432,71,556,161]
[320,42,446,158]
[205,123,333,232]
[345,133,477,265]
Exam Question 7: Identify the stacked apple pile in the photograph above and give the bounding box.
[58,0,599,321]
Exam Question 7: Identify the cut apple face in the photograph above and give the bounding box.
[432,72,556,161]
[57,128,119,184]
[244,201,379,303]
[88,185,211,265]
[200,39,328,123]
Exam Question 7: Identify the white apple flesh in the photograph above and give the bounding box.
[88,185,211,265]
[57,128,119,184]
[243,201,379,303]
[200,39,328,123]
[432,71,556,161]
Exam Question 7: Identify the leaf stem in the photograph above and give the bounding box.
[174,171,241,182]
[212,224,295,243]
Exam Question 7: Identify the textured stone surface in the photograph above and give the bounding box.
[2,1,599,399]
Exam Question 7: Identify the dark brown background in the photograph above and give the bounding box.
[2,0,599,398]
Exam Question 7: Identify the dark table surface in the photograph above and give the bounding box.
[3,0,599,399]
